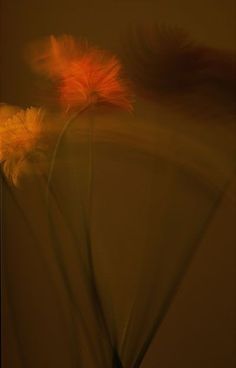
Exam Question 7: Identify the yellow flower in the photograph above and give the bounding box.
[0,103,21,122]
[0,106,45,185]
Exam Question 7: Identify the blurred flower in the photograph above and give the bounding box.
[26,35,80,79]
[0,103,21,122]
[123,25,236,117]
[0,106,45,185]
[26,35,134,112]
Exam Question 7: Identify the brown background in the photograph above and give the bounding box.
[1,0,236,106]
[1,0,236,367]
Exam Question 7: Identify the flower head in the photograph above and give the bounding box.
[0,106,45,185]
[123,25,236,116]
[26,35,134,112]
[27,35,81,79]
[0,103,21,122]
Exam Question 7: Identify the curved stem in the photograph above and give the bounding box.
[133,174,234,368]
[113,350,123,368]
[45,107,115,364]
[88,114,94,225]
[86,114,122,365]
[1,175,81,366]
[46,104,89,202]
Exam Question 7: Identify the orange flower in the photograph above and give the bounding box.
[0,106,45,185]
[27,35,134,112]
[27,35,81,79]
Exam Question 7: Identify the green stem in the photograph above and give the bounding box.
[88,114,94,225]
[86,114,119,361]
[45,107,114,364]
[47,104,89,202]
[133,174,234,368]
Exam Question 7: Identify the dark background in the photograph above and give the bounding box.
[1,1,236,367]
[1,0,236,106]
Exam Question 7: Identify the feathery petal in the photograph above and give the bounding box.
[123,25,236,116]
[26,35,134,112]
[26,35,82,79]
[0,106,45,185]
